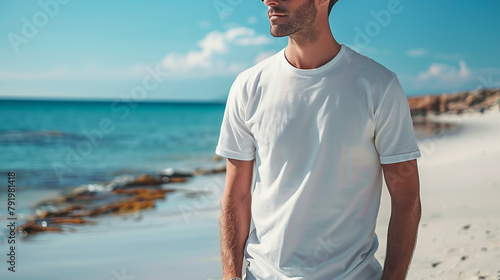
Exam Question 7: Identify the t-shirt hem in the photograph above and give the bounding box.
[379,150,421,164]
[215,146,255,161]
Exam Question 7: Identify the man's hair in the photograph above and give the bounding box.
[328,0,339,16]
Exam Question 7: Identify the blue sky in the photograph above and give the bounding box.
[1,0,499,101]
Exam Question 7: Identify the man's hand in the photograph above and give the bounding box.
[220,158,254,280]
[381,159,421,280]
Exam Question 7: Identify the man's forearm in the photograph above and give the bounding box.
[382,197,421,280]
[220,194,251,279]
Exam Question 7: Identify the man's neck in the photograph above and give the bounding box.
[284,24,341,70]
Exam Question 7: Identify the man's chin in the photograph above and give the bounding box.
[270,28,289,38]
[270,33,287,38]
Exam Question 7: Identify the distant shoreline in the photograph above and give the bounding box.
[408,87,500,116]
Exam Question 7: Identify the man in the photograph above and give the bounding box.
[215,0,421,279]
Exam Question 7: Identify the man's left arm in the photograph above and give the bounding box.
[381,159,421,280]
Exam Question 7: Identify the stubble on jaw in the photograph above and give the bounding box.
[269,0,319,46]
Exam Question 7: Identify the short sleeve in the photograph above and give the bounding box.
[215,76,256,161]
[374,75,421,164]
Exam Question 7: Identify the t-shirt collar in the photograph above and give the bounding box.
[281,43,346,76]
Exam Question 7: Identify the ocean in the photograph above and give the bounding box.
[0,99,225,189]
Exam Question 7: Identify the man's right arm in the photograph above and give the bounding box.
[220,157,254,280]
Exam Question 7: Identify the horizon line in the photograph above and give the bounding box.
[0,96,227,105]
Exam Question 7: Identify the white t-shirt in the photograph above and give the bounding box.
[215,44,421,280]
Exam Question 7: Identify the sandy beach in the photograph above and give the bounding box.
[376,109,500,279]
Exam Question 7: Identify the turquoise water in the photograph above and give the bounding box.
[0,99,226,191]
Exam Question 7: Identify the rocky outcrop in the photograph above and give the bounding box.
[111,188,174,200]
[408,88,500,115]
[17,166,219,236]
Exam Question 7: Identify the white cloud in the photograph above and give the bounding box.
[161,27,271,77]
[417,60,471,82]
[406,48,428,57]
[225,27,254,41]
[236,35,271,46]
[398,60,500,94]
[0,27,273,82]
[405,48,464,61]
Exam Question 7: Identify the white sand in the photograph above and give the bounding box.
[375,109,500,280]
